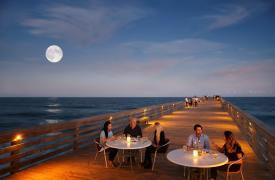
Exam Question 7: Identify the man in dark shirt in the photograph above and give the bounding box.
[124,118,142,137]
[123,118,143,164]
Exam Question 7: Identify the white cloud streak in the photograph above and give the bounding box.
[22,3,147,45]
[204,5,250,30]
[122,38,225,56]
[210,59,275,79]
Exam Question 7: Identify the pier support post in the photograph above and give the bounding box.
[73,126,80,151]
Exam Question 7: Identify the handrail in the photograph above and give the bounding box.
[220,98,275,172]
[0,100,184,177]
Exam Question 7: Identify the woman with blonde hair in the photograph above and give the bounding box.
[143,122,168,169]
[211,131,244,180]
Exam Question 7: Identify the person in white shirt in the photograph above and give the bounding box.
[187,124,210,150]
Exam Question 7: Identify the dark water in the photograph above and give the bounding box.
[225,97,275,129]
[0,97,183,131]
[0,97,274,132]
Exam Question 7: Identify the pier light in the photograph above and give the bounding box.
[249,122,252,126]
[173,104,175,107]
[161,105,164,110]
[144,108,147,113]
[14,134,22,142]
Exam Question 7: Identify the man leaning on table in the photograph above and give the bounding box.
[187,124,210,150]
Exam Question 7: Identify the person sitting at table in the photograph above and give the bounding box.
[143,122,169,169]
[100,120,118,167]
[123,118,142,164]
[123,117,142,137]
[210,131,244,180]
[187,124,210,150]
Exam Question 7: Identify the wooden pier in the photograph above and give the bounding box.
[1,99,275,179]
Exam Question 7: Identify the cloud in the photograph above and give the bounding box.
[122,38,225,56]
[210,60,275,78]
[92,58,180,77]
[22,3,147,45]
[204,5,250,30]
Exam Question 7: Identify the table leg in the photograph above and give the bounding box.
[140,150,143,163]
[184,166,186,178]
[130,150,133,170]
[122,149,125,162]
[187,167,190,180]
[200,168,203,180]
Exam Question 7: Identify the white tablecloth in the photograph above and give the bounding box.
[106,138,152,150]
[167,149,228,168]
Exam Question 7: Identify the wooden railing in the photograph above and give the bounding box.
[0,101,184,177]
[220,98,275,172]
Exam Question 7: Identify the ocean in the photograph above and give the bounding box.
[225,97,275,130]
[0,97,183,131]
[0,97,274,132]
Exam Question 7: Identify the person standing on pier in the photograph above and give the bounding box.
[123,117,142,137]
[100,121,118,167]
[185,97,189,108]
[187,124,210,150]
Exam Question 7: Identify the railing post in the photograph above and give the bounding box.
[10,136,22,174]
[172,104,174,112]
[154,108,159,119]
[74,126,80,151]
[143,108,149,124]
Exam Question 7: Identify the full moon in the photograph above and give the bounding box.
[45,45,63,63]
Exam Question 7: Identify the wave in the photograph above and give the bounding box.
[63,105,96,109]
[39,119,62,125]
[45,109,62,113]
[46,104,60,107]
[45,119,62,124]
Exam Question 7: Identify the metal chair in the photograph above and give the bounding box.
[93,138,109,168]
[151,140,170,171]
[224,157,245,180]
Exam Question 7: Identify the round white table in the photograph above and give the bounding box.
[106,138,152,169]
[106,138,151,150]
[167,149,228,179]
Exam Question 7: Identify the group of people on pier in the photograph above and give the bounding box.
[99,119,244,180]
[99,118,168,169]
[185,97,200,108]
[186,124,244,180]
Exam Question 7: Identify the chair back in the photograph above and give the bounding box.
[157,140,170,153]
[227,156,244,173]
[225,156,245,180]
[94,137,102,152]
